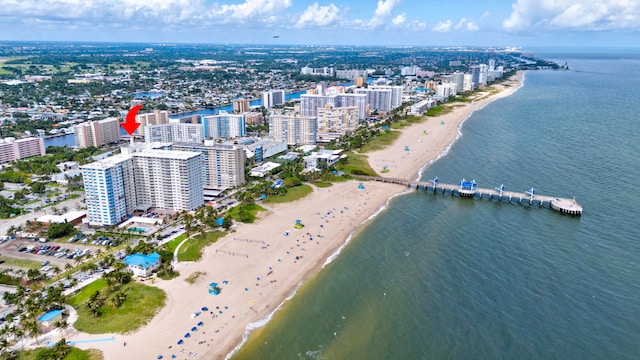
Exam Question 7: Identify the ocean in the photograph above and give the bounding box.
[230,50,640,359]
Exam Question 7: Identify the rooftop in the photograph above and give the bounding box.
[123,252,161,268]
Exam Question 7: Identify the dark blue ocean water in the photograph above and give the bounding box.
[231,51,640,359]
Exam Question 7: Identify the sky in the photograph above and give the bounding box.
[1,0,640,47]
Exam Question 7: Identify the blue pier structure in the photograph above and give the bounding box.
[356,175,583,215]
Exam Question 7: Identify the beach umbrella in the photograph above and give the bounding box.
[184,333,190,338]
[201,307,208,311]
[157,355,163,359]
[177,339,183,345]
[172,356,176,359]
[197,321,203,326]
[191,327,197,332]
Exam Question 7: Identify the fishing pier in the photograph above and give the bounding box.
[356,176,583,215]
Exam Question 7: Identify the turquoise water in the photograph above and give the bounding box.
[231,51,640,359]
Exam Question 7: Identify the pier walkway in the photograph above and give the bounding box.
[355,176,583,215]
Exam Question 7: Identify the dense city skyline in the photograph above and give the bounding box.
[1,0,639,47]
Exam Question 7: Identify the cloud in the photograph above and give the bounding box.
[407,20,427,31]
[369,0,401,28]
[455,18,479,31]
[433,20,452,32]
[0,0,292,28]
[481,11,490,20]
[503,0,640,32]
[296,3,341,28]
[392,13,406,26]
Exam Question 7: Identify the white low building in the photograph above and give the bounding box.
[249,162,281,177]
[303,149,343,171]
[123,252,161,277]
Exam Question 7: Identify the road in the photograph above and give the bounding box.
[0,193,85,236]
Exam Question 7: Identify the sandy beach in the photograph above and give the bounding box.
[67,72,524,360]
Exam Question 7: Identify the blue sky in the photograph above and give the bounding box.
[1,0,639,47]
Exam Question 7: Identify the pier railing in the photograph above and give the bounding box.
[355,175,583,215]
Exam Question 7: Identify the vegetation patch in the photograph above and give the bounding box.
[312,181,333,188]
[359,130,401,153]
[67,279,107,307]
[0,256,41,270]
[425,105,452,117]
[335,151,377,177]
[163,233,188,254]
[16,340,102,360]
[72,281,166,334]
[263,184,313,204]
[185,271,207,284]
[177,231,226,262]
[227,203,265,223]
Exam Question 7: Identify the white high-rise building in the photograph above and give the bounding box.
[172,142,246,190]
[300,94,367,119]
[269,113,317,145]
[0,137,45,164]
[335,69,367,80]
[144,123,204,143]
[81,148,203,226]
[316,105,359,134]
[262,90,285,109]
[81,154,137,226]
[200,112,246,139]
[450,72,465,94]
[356,85,403,112]
[132,150,203,212]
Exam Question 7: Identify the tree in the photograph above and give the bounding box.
[30,181,46,194]
[47,222,75,239]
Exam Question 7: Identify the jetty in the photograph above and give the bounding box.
[356,176,583,215]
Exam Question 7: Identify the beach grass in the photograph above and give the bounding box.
[263,184,313,204]
[177,231,226,262]
[185,271,207,284]
[425,105,453,117]
[336,151,377,176]
[16,346,102,360]
[227,203,265,223]
[312,181,333,188]
[359,130,401,153]
[72,282,166,334]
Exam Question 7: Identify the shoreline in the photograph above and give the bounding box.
[68,71,525,360]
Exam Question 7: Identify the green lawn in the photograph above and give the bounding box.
[359,130,401,153]
[67,279,107,307]
[163,233,188,253]
[17,347,102,360]
[335,151,377,176]
[72,282,166,334]
[0,256,41,270]
[263,184,313,204]
[425,105,453,117]
[177,231,226,262]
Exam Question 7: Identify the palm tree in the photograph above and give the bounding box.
[52,266,61,276]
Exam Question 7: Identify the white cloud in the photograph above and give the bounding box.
[503,0,640,32]
[407,20,427,31]
[433,20,452,32]
[392,13,406,26]
[455,18,479,31]
[0,0,292,28]
[210,0,292,22]
[481,11,490,20]
[296,3,341,28]
[369,0,401,28]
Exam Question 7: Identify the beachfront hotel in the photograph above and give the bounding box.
[269,112,317,146]
[316,105,359,134]
[144,123,205,144]
[172,141,246,190]
[132,150,204,212]
[0,137,45,164]
[81,148,203,226]
[300,93,367,120]
[355,85,403,112]
[73,117,121,148]
[81,153,137,226]
[200,112,247,139]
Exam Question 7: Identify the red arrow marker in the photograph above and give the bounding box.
[121,104,143,135]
